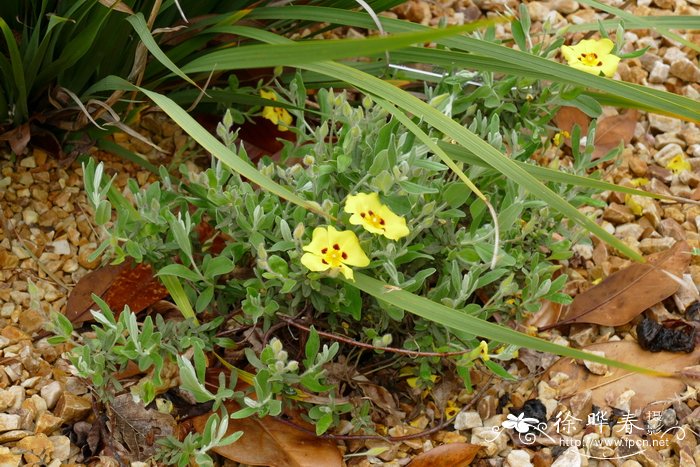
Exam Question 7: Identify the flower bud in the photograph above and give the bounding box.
[286,360,299,372]
[293,223,305,240]
[270,338,283,354]
[277,350,288,362]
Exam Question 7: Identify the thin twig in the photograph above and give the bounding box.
[278,315,475,358]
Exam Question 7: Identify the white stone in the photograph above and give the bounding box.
[39,381,63,410]
[454,411,482,430]
[654,143,685,166]
[552,446,583,467]
[583,350,608,375]
[506,449,534,467]
[0,414,21,432]
[471,426,508,456]
[689,144,700,158]
[19,157,36,168]
[572,243,594,260]
[22,209,38,225]
[663,47,687,64]
[49,239,71,256]
[49,435,71,461]
[648,61,670,84]
[649,115,682,134]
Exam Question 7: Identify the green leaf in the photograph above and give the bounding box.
[398,181,439,195]
[157,264,202,282]
[205,256,235,278]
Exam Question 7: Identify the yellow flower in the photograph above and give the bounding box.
[301,225,369,281]
[444,400,460,419]
[560,38,620,77]
[260,89,293,131]
[552,130,570,146]
[344,193,409,240]
[666,154,691,174]
[478,341,490,361]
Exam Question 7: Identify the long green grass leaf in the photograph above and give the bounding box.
[126,13,200,89]
[247,7,700,121]
[0,17,28,123]
[180,20,502,75]
[350,273,669,376]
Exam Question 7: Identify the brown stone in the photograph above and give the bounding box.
[16,433,53,464]
[35,412,62,435]
[53,393,91,424]
[603,203,635,224]
[18,309,46,334]
[648,165,673,183]
[629,157,648,177]
[658,218,687,241]
[0,327,29,344]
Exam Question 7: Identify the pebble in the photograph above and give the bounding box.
[39,382,62,410]
[583,351,608,375]
[551,446,583,467]
[49,239,70,256]
[658,218,687,241]
[649,115,683,134]
[471,426,508,456]
[453,411,482,430]
[19,157,35,169]
[526,1,551,21]
[648,61,670,83]
[552,0,579,13]
[654,143,686,166]
[670,59,700,82]
[506,449,534,467]
[639,236,676,254]
[0,415,20,433]
[603,203,635,224]
[629,157,648,176]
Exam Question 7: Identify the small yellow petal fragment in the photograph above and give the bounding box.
[666,154,691,174]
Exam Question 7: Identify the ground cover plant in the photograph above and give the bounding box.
[2,0,700,464]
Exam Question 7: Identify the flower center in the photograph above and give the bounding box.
[359,210,386,230]
[320,243,348,267]
[578,52,602,67]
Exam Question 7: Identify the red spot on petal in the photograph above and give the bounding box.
[321,248,327,254]
[341,252,348,260]
[333,243,340,250]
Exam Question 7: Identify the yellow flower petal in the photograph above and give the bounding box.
[260,89,293,131]
[344,193,410,240]
[561,38,620,77]
[300,226,369,281]
[300,252,331,272]
[666,154,691,174]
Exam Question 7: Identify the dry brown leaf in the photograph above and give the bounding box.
[98,0,134,14]
[407,443,482,467]
[592,110,638,160]
[544,240,690,329]
[541,341,700,414]
[553,107,590,146]
[108,394,176,462]
[65,260,169,324]
[190,402,343,467]
[527,300,563,329]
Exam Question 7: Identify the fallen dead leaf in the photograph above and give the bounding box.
[552,107,637,160]
[407,443,482,467]
[553,107,590,146]
[527,300,563,329]
[543,240,690,329]
[541,341,700,414]
[65,260,169,324]
[592,110,638,160]
[189,402,343,467]
[108,394,177,462]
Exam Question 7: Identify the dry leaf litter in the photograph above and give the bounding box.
[0,0,699,465]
